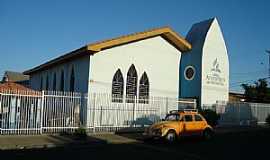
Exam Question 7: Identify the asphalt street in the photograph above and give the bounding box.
[0,128,270,160]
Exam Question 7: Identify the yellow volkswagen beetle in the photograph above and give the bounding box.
[144,109,214,142]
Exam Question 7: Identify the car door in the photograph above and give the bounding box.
[165,114,181,132]
[194,114,205,135]
[183,114,196,135]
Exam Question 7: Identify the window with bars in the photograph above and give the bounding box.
[70,67,75,92]
[126,64,138,103]
[40,76,43,91]
[112,69,124,102]
[139,72,149,103]
[60,70,64,92]
[53,73,56,91]
[45,75,49,91]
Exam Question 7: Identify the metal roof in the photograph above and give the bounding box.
[24,26,192,74]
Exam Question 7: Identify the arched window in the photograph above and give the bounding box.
[40,76,43,91]
[139,72,149,103]
[70,67,75,92]
[45,75,49,91]
[126,64,138,103]
[60,70,64,92]
[53,73,56,91]
[112,69,124,102]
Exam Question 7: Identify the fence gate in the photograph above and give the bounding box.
[0,90,42,135]
[211,102,270,126]
[41,91,81,134]
[0,91,81,135]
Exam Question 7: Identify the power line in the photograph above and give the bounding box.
[229,77,270,87]
[230,79,255,85]
[230,69,268,76]
[266,50,270,79]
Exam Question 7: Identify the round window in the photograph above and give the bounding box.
[184,66,195,80]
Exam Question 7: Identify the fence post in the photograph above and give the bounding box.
[256,103,258,123]
[238,103,241,125]
[133,96,137,127]
[92,93,96,133]
[158,97,162,122]
[40,90,45,134]
[166,97,169,114]
[0,93,2,135]
[193,99,197,109]
[80,93,84,127]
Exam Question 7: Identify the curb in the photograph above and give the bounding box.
[0,140,108,151]
[0,144,57,151]
[1,127,269,151]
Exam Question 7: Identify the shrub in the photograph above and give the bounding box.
[74,127,87,137]
[266,114,270,126]
[200,109,220,127]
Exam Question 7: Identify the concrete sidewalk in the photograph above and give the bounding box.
[0,126,269,150]
[0,135,106,150]
[214,125,269,134]
[116,125,270,140]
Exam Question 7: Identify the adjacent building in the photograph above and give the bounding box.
[2,71,30,88]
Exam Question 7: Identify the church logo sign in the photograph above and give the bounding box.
[206,58,225,86]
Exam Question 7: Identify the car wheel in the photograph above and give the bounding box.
[203,129,213,140]
[165,130,176,142]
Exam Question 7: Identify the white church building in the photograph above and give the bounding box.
[24,18,229,108]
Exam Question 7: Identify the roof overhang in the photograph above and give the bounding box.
[24,47,90,75]
[24,26,192,75]
[87,27,191,52]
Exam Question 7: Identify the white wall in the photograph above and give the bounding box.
[180,18,229,107]
[201,19,229,106]
[29,55,90,93]
[88,36,181,98]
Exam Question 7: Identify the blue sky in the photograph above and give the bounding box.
[0,0,269,92]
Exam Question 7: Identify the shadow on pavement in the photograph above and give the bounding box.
[1,128,270,160]
[116,127,270,160]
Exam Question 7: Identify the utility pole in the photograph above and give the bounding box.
[266,50,270,78]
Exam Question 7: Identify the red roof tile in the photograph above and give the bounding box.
[0,82,40,95]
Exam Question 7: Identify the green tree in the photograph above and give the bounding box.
[241,79,270,103]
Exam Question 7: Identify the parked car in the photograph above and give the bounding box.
[143,109,214,142]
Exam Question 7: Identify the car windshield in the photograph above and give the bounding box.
[165,114,180,121]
